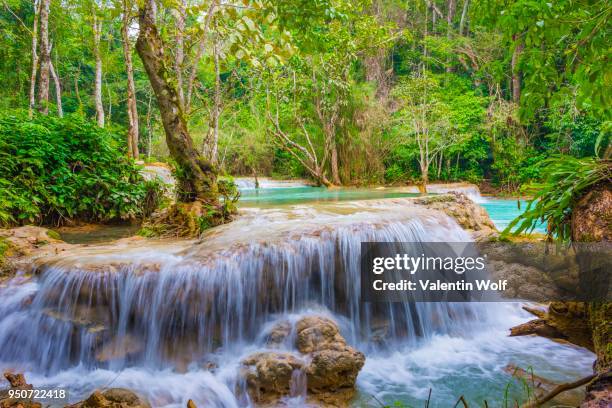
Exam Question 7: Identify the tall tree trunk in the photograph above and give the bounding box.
[121,0,139,159]
[146,93,153,159]
[329,135,341,185]
[511,34,524,104]
[74,64,82,110]
[445,0,456,72]
[93,13,105,127]
[459,0,469,35]
[28,0,40,118]
[447,0,456,26]
[36,0,50,114]
[173,0,185,107]
[209,36,221,165]
[49,58,63,117]
[136,0,219,204]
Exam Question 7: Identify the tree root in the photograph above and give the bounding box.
[509,302,594,351]
[140,200,233,238]
[521,374,596,408]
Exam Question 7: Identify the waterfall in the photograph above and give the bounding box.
[0,201,496,375]
[233,177,312,190]
[1,199,592,407]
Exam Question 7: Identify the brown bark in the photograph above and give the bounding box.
[36,0,50,114]
[136,0,219,204]
[121,0,139,159]
[93,12,105,127]
[28,0,40,118]
[511,34,524,104]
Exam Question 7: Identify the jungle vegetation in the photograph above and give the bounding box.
[0,0,609,225]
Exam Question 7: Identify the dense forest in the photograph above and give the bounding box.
[0,0,609,226]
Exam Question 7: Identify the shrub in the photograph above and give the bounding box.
[0,112,162,226]
[504,155,611,241]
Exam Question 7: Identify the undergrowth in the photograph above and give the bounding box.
[0,112,163,226]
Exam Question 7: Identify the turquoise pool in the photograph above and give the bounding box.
[239,186,547,234]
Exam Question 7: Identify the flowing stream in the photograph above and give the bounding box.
[0,185,588,407]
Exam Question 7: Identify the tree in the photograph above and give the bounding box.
[267,76,333,187]
[392,73,468,189]
[92,7,104,127]
[36,0,50,114]
[28,0,40,117]
[120,0,139,158]
[136,0,219,204]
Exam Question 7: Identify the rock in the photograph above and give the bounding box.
[95,335,143,362]
[71,388,150,408]
[0,373,40,408]
[306,347,365,392]
[264,320,292,348]
[241,352,305,403]
[295,316,346,353]
[414,193,497,239]
[3,373,29,389]
[241,315,365,406]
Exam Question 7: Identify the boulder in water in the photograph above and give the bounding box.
[0,372,40,408]
[295,316,346,353]
[414,192,497,239]
[241,315,365,406]
[71,388,150,408]
[241,352,306,403]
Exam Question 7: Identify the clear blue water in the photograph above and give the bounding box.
[239,186,547,234]
[481,198,547,234]
[239,186,421,206]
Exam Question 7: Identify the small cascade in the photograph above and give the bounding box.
[233,177,312,190]
[404,183,487,203]
[0,201,490,372]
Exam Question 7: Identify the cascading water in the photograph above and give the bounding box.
[0,199,593,407]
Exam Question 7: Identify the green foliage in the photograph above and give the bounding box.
[0,112,162,226]
[504,156,611,241]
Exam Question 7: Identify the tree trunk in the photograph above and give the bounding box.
[420,161,429,191]
[511,34,524,104]
[121,0,139,159]
[49,59,63,117]
[447,0,456,26]
[209,36,221,165]
[572,185,611,407]
[173,0,185,107]
[329,137,341,185]
[36,0,50,114]
[28,0,40,118]
[136,0,219,204]
[459,0,469,35]
[146,93,153,159]
[93,13,105,127]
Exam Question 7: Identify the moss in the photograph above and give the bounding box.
[0,237,15,277]
[137,227,159,238]
[47,230,61,240]
[589,302,612,372]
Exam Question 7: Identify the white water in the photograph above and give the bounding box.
[233,177,313,190]
[401,183,487,203]
[0,199,593,407]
